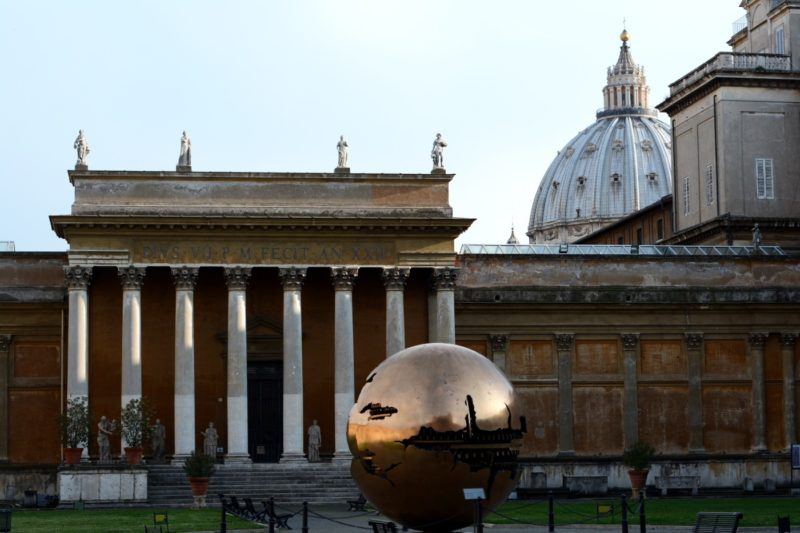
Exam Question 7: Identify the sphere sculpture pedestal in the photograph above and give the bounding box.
[347,343,527,532]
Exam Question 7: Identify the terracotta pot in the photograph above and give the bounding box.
[628,469,649,497]
[64,447,83,465]
[188,476,210,497]
[124,447,144,465]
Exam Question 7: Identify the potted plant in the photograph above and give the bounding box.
[120,398,155,465]
[57,396,90,465]
[623,441,655,498]
[183,451,215,507]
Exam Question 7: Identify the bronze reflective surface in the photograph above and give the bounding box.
[348,343,526,532]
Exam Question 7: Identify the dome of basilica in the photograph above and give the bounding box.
[527,32,673,244]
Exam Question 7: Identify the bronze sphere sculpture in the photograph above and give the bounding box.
[348,343,526,532]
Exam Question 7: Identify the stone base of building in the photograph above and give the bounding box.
[0,465,58,503]
[517,455,796,496]
[57,466,147,505]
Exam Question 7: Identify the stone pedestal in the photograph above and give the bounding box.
[334,167,350,174]
[176,165,192,172]
[58,467,147,504]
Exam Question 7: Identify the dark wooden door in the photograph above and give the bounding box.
[247,361,283,463]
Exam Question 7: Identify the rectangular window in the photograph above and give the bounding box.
[775,26,785,55]
[755,158,774,199]
[705,164,714,206]
[617,236,624,245]
[656,219,664,240]
[682,176,690,215]
[636,228,643,245]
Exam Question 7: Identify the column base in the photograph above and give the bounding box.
[279,453,308,464]
[557,450,575,457]
[688,447,707,456]
[224,453,252,465]
[751,445,768,454]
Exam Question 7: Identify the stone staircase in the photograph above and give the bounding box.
[147,462,360,507]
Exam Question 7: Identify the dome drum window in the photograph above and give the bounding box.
[612,140,625,152]
[641,140,653,151]
[647,172,658,182]
[576,176,587,188]
[610,173,622,183]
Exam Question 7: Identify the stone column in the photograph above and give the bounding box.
[332,267,357,462]
[280,267,307,463]
[0,335,10,462]
[749,333,768,452]
[224,267,251,463]
[621,334,639,449]
[555,334,575,455]
[65,266,92,403]
[489,334,509,373]
[172,267,198,462]
[118,266,145,449]
[685,333,705,453]
[781,333,798,449]
[433,268,458,344]
[383,268,409,357]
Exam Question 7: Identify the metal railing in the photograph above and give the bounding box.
[669,52,791,95]
[0,241,15,252]
[731,14,748,35]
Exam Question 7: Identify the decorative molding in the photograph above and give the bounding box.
[224,267,251,291]
[118,266,146,290]
[489,334,509,353]
[279,267,306,291]
[332,267,358,291]
[171,266,199,290]
[684,333,703,350]
[64,265,93,290]
[780,332,799,348]
[382,268,409,290]
[555,334,574,352]
[0,335,11,353]
[432,267,458,290]
[621,334,639,351]
[748,332,768,348]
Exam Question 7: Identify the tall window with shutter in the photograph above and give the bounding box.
[682,176,690,215]
[755,158,774,200]
[705,164,714,206]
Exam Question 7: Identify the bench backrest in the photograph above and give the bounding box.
[693,512,744,533]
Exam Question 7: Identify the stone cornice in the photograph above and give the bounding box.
[171,266,199,290]
[118,266,145,290]
[224,267,251,291]
[66,170,456,184]
[382,267,410,290]
[64,266,92,290]
[331,267,358,291]
[279,267,306,290]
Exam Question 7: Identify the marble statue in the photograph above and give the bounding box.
[151,418,166,463]
[97,416,117,463]
[73,130,90,168]
[201,422,218,457]
[307,419,321,462]
[431,133,447,170]
[178,131,192,168]
[337,135,349,168]
[752,223,762,251]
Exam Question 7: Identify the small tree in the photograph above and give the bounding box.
[183,451,215,478]
[120,397,155,449]
[57,396,91,448]
[623,441,656,471]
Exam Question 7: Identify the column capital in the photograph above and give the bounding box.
[65,265,92,290]
[555,334,574,352]
[780,332,799,347]
[748,332,769,348]
[118,266,145,290]
[432,267,458,290]
[279,267,306,290]
[382,267,409,290]
[224,266,251,291]
[332,267,358,291]
[0,334,11,353]
[684,333,704,350]
[621,334,639,351]
[489,334,509,353]
[171,266,199,290]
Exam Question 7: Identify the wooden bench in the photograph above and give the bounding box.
[692,512,743,533]
[655,475,700,496]
[368,520,398,533]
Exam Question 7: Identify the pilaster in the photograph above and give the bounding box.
[0,335,11,462]
[749,332,769,453]
[685,333,705,454]
[555,333,575,455]
[781,333,798,449]
[489,334,509,373]
[621,333,639,449]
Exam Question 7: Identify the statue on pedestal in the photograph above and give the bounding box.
[73,130,90,169]
[752,223,762,252]
[431,133,447,170]
[178,131,192,169]
[151,418,166,463]
[307,419,321,462]
[337,135,349,169]
[201,422,218,458]
[97,416,117,463]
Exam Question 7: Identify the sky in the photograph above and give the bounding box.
[0,1,743,251]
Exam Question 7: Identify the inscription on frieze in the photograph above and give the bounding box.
[135,241,393,265]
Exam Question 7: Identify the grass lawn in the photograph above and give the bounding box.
[6,507,253,533]
[488,496,800,527]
